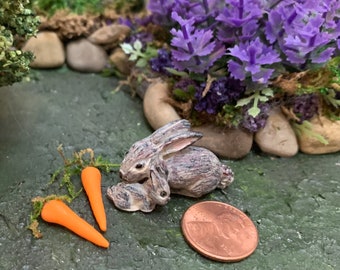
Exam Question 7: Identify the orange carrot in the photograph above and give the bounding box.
[81,166,106,231]
[41,199,109,248]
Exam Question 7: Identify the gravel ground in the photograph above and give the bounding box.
[0,68,339,270]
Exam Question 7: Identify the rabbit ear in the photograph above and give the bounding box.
[150,119,191,146]
[149,162,170,205]
[159,131,202,157]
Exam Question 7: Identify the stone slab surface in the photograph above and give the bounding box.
[0,69,339,269]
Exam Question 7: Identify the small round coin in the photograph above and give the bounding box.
[181,201,258,262]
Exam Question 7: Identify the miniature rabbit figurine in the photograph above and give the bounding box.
[153,146,234,198]
[107,161,171,212]
[119,119,234,198]
[119,119,202,183]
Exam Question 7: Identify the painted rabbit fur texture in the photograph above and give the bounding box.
[107,162,170,212]
[108,119,234,212]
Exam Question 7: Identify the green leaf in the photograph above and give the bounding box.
[248,106,261,118]
[129,54,138,61]
[137,74,143,83]
[145,46,158,58]
[293,121,329,145]
[320,88,340,108]
[235,88,274,118]
[136,58,147,68]
[262,88,274,96]
[133,40,143,51]
[164,67,189,77]
[258,95,269,102]
[173,88,190,101]
[119,40,157,67]
[236,96,253,107]
[120,43,134,54]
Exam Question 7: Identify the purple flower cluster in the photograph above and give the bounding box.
[170,11,225,73]
[119,17,154,45]
[216,0,262,44]
[142,0,340,129]
[147,0,340,78]
[149,49,173,74]
[173,78,197,93]
[147,0,176,27]
[241,102,271,132]
[148,0,224,28]
[194,77,245,114]
[288,94,319,123]
[264,1,340,67]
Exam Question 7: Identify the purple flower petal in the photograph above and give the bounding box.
[283,50,306,64]
[228,60,246,80]
[227,38,280,82]
[245,64,261,75]
[170,11,224,73]
[311,47,335,63]
[251,68,275,84]
[171,49,192,61]
[265,10,283,44]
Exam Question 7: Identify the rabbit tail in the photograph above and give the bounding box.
[218,164,234,189]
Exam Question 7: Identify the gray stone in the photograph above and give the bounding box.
[22,31,65,68]
[255,108,298,157]
[66,38,108,73]
[298,116,340,154]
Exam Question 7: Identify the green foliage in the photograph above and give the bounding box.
[173,85,196,102]
[32,0,103,16]
[236,88,273,117]
[30,0,104,15]
[164,67,189,77]
[50,144,120,199]
[319,56,340,109]
[29,0,145,16]
[217,104,243,127]
[105,0,145,14]
[327,56,340,79]
[121,40,158,68]
[28,194,72,238]
[0,0,39,87]
[319,87,340,108]
[292,121,329,145]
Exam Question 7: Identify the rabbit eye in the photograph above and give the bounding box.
[135,163,144,169]
[160,191,167,197]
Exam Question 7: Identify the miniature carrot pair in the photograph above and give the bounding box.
[41,167,108,248]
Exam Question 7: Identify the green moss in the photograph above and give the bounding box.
[29,0,145,16]
[30,0,104,16]
[0,0,39,87]
[108,0,145,14]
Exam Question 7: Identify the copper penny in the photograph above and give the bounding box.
[181,201,258,262]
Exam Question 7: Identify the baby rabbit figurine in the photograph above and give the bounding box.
[107,161,171,212]
[119,119,234,198]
